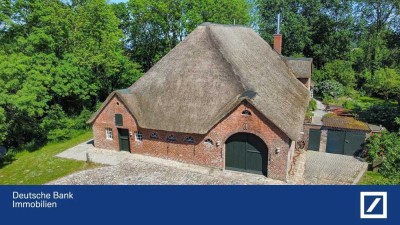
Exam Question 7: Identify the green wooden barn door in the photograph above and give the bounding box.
[343,132,366,156]
[308,129,321,151]
[326,130,345,154]
[226,133,268,175]
[118,128,130,152]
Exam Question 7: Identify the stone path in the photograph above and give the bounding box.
[304,151,368,184]
[311,99,328,125]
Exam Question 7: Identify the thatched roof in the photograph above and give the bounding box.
[88,23,310,141]
[283,57,313,78]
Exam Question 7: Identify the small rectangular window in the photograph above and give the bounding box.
[135,131,143,142]
[106,128,113,140]
[115,114,123,126]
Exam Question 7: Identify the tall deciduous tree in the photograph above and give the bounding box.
[125,0,250,71]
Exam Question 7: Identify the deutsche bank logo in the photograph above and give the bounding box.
[360,192,387,219]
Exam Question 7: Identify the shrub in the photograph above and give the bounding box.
[0,151,15,167]
[315,80,345,98]
[366,132,400,184]
[308,99,317,111]
[357,104,399,132]
[41,105,92,142]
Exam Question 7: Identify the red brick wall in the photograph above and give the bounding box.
[92,97,292,181]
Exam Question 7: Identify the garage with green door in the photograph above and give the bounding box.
[225,133,268,175]
[323,116,370,156]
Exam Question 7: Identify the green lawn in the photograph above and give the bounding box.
[358,171,393,185]
[0,131,99,185]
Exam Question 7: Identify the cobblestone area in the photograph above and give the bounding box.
[51,140,284,185]
[304,151,368,184]
[53,140,366,185]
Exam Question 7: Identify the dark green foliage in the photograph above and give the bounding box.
[0,151,16,168]
[366,132,400,184]
[356,104,400,132]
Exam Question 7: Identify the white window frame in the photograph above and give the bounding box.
[204,138,214,147]
[106,128,113,140]
[135,131,143,142]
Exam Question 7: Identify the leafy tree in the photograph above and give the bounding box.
[355,0,400,72]
[317,60,356,87]
[256,0,312,56]
[126,0,250,71]
[183,0,250,32]
[0,0,141,148]
[366,131,400,184]
[364,68,400,100]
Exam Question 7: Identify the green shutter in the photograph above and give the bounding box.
[115,114,123,126]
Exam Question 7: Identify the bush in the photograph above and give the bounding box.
[0,151,16,167]
[366,132,400,184]
[320,60,356,87]
[309,99,317,111]
[357,104,399,132]
[41,105,92,142]
[315,80,345,98]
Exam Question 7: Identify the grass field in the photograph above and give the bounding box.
[358,171,393,185]
[0,131,99,185]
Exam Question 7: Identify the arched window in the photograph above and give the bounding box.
[150,132,159,139]
[204,138,214,147]
[242,110,252,116]
[184,136,194,144]
[167,135,177,142]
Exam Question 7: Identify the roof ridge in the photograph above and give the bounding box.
[207,25,251,94]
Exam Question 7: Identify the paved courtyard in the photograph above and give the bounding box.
[51,140,367,185]
[304,151,368,184]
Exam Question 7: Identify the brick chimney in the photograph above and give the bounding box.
[273,34,282,55]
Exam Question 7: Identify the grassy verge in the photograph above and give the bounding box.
[358,171,392,185]
[0,130,99,185]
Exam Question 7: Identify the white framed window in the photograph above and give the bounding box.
[135,131,143,142]
[167,135,177,142]
[106,128,113,140]
[204,138,213,147]
[184,136,194,144]
[150,132,159,139]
